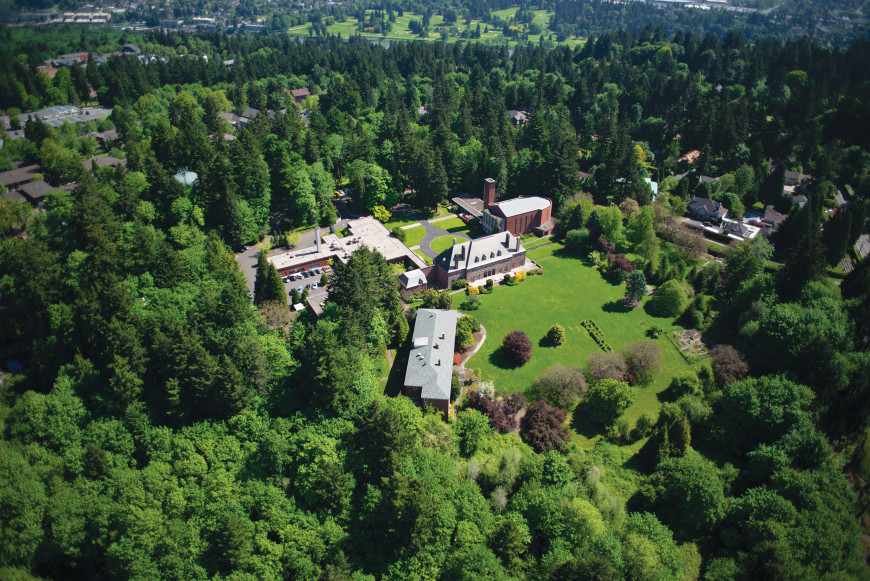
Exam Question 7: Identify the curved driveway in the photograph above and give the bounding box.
[418,219,470,258]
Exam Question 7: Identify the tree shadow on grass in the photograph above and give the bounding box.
[488,346,523,370]
[538,336,559,348]
[571,407,605,440]
[602,299,634,314]
[383,342,411,397]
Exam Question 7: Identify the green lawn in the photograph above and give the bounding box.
[431,216,481,240]
[287,9,584,48]
[527,241,565,260]
[403,225,426,248]
[460,252,695,449]
[523,235,552,249]
[414,249,433,265]
[383,215,421,230]
[430,235,458,255]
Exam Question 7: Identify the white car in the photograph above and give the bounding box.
[312,283,318,289]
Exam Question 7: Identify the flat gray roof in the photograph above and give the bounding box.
[405,309,459,401]
[491,196,550,218]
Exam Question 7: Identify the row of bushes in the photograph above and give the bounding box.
[580,319,612,352]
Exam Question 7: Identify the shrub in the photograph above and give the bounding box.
[461,294,481,311]
[467,285,480,295]
[456,315,481,348]
[502,331,532,365]
[532,364,587,408]
[515,270,526,282]
[521,399,570,452]
[452,278,468,290]
[451,371,461,400]
[453,353,462,366]
[547,324,567,346]
[391,226,407,243]
[565,228,591,255]
[584,379,634,426]
[669,372,702,399]
[421,289,452,309]
[373,205,392,223]
[503,273,517,286]
[645,279,688,318]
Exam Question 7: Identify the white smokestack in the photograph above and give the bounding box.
[315,226,322,253]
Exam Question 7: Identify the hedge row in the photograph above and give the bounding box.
[580,319,612,352]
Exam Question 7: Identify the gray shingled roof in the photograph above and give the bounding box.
[404,309,459,401]
[435,231,525,274]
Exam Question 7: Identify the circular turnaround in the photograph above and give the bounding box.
[430,235,460,255]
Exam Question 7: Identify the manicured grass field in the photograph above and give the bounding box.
[432,216,482,239]
[286,9,584,48]
[383,215,421,230]
[460,252,695,448]
[430,235,458,255]
[526,241,565,260]
[523,235,552,249]
[403,225,426,248]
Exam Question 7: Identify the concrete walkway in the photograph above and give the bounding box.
[418,218,471,258]
[459,322,487,369]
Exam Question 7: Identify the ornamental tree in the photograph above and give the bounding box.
[547,324,566,346]
[645,279,688,318]
[584,379,634,426]
[625,271,648,303]
[502,331,532,365]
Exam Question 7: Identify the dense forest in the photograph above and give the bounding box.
[2,24,870,580]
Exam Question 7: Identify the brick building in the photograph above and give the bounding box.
[479,178,554,236]
[403,309,459,419]
[431,230,527,289]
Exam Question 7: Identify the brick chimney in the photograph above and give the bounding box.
[516,235,521,251]
[483,178,497,209]
[505,232,510,246]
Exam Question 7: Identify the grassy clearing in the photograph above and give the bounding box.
[403,225,426,248]
[459,252,694,449]
[286,9,584,48]
[431,235,458,255]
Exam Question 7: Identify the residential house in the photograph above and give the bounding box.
[507,109,529,125]
[687,196,728,222]
[82,155,126,171]
[856,234,870,261]
[784,170,808,187]
[721,220,759,240]
[122,44,141,54]
[761,205,786,230]
[403,309,460,419]
[0,164,41,190]
[18,180,56,206]
[289,88,310,104]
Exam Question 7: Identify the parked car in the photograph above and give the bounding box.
[312,283,318,289]
[297,286,304,293]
